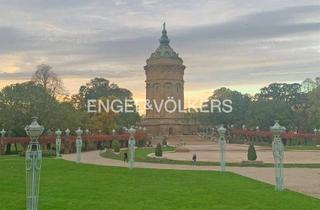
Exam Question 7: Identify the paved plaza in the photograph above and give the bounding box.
[165,143,320,164]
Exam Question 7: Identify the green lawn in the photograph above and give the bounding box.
[102,146,175,161]
[0,157,319,210]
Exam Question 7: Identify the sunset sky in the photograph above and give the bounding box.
[0,0,319,104]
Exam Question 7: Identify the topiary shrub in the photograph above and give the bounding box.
[247,143,257,161]
[155,143,162,157]
[112,140,120,153]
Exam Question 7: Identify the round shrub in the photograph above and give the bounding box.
[112,140,120,153]
[155,143,162,157]
[247,143,257,161]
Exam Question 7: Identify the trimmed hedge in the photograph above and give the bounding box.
[112,140,120,153]
[247,143,257,161]
[155,143,162,157]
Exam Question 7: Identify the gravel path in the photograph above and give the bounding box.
[63,151,320,199]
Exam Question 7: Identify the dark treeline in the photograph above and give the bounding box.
[199,78,320,132]
[0,64,319,136]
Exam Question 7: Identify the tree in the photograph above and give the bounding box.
[0,82,56,136]
[199,87,250,127]
[87,112,117,134]
[73,77,134,111]
[32,64,64,96]
[111,140,120,153]
[253,82,309,131]
[307,86,320,129]
[245,99,293,130]
[257,83,303,106]
[315,77,320,87]
[72,78,140,129]
[0,82,85,136]
[301,78,317,93]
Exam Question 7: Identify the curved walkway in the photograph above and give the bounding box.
[63,151,320,199]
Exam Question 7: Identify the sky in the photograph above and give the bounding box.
[0,0,319,104]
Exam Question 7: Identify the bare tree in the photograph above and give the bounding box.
[32,64,64,96]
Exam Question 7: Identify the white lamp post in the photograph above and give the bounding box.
[25,117,44,210]
[112,129,116,136]
[217,125,226,172]
[256,126,260,131]
[242,124,246,130]
[85,129,90,136]
[55,129,62,159]
[65,128,70,136]
[75,128,83,163]
[270,120,285,191]
[314,128,318,135]
[0,129,6,155]
[128,127,136,169]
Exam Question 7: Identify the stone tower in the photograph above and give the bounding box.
[141,23,198,136]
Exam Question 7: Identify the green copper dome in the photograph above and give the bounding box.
[148,23,182,61]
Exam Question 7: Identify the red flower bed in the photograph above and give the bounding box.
[1,131,146,144]
[231,128,317,141]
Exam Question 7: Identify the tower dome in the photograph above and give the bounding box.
[146,22,183,65]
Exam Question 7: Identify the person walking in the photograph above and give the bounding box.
[192,154,197,166]
[124,152,128,163]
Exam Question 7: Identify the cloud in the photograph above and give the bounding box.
[0,27,36,53]
[0,1,319,96]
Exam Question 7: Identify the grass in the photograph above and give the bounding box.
[102,146,175,161]
[101,147,320,168]
[0,157,319,210]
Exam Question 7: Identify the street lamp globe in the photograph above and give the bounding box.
[270,120,286,135]
[112,129,116,135]
[128,127,136,135]
[85,129,90,135]
[217,125,226,135]
[314,128,318,135]
[75,127,83,136]
[25,117,44,140]
[55,129,62,136]
[65,128,70,136]
[0,129,6,137]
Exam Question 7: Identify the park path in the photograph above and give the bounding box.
[62,151,320,199]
